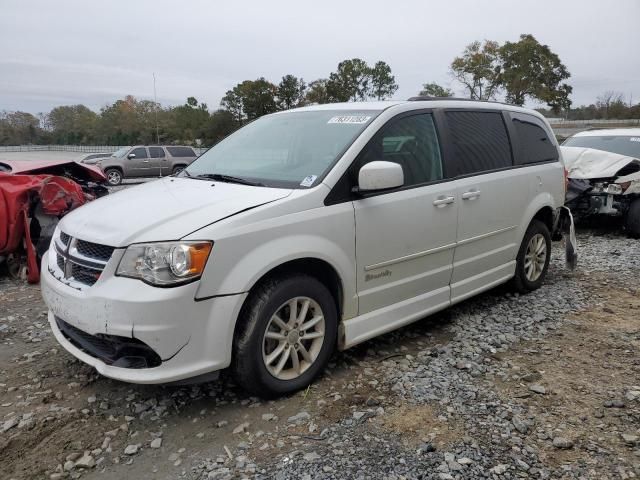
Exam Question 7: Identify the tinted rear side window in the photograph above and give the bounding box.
[511,113,558,164]
[149,146,165,158]
[445,111,512,176]
[167,146,196,157]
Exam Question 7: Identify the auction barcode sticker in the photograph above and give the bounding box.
[328,115,371,124]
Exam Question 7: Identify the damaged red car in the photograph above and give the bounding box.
[0,159,108,282]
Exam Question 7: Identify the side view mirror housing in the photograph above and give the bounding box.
[127,153,136,159]
[357,161,404,192]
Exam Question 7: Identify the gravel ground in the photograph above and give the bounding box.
[1,230,639,480]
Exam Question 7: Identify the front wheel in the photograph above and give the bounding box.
[232,275,337,398]
[512,219,551,293]
[625,198,640,239]
[104,168,122,186]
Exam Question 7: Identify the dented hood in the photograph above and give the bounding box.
[58,177,292,246]
[561,146,640,179]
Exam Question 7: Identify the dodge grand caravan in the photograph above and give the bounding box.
[42,99,570,397]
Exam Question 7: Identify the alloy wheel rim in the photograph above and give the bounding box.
[262,296,325,381]
[524,233,547,282]
[107,171,121,184]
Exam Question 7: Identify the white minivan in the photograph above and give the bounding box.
[42,99,568,397]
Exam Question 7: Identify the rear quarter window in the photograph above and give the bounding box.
[445,110,513,176]
[167,147,196,157]
[510,113,558,165]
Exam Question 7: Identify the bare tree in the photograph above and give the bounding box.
[596,91,625,118]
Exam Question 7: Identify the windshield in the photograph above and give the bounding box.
[563,135,640,158]
[184,110,379,188]
[111,147,130,158]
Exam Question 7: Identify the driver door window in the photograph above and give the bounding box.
[355,113,443,187]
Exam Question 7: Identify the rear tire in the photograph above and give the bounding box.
[625,198,640,239]
[105,168,122,186]
[232,274,337,398]
[512,219,551,293]
[172,165,186,176]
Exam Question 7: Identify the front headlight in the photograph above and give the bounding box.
[116,241,212,286]
[603,184,623,195]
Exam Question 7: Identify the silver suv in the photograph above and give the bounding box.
[94,145,198,185]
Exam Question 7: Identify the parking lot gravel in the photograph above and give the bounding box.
[1,229,639,480]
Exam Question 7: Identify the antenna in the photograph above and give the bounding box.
[153,73,160,145]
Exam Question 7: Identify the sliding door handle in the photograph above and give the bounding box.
[462,190,481,200]
[433,196,455,207]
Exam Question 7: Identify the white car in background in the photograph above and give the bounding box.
[563,128,640,237]
[41,99,570,397]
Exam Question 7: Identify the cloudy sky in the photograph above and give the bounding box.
[1,0,639,114]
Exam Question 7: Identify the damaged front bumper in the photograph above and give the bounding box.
[566,177,640,220]
[41,251,247,384]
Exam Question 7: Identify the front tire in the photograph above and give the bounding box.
[232,275,337,398]
[512,219,551,293]
[105,168,122,186]
[625,198,640,239]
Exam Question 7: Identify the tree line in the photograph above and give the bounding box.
[1,34,638,147]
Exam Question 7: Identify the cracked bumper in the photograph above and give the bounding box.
[41,252,247,384]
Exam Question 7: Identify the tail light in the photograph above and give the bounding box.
[563,168,569,193]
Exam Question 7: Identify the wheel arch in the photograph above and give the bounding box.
[518,193,557,245]
[238,256,344,324]
[531,205,554,233]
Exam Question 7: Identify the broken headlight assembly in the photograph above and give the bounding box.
[591,182,624,195]
[116,241,212,286]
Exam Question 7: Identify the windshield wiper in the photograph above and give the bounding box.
[193,173,264,187]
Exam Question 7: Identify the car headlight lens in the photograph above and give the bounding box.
[604,184,623,195]
[116,241,212,286]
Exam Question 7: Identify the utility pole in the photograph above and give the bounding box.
[153,73,160,145]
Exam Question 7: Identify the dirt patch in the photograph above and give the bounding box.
[375,403,464,449]
[494,274,640,472]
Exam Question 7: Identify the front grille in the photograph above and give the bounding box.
[54,231,115,288]
[59,231,71,245]
[70,263,101,286]
[56,317,162,368]
[76,240,115,262]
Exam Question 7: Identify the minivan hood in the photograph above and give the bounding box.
[58,177,292,246]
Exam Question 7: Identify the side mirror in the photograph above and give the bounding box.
[357,161,404,192]
[127,153,136,159]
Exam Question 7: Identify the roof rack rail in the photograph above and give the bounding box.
[407,96,469,101]
[407,96,514,107]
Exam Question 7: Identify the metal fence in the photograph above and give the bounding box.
[547,118,640,126]
[0,145,209,155]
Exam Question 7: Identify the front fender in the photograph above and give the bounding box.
[193,202,357,319]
